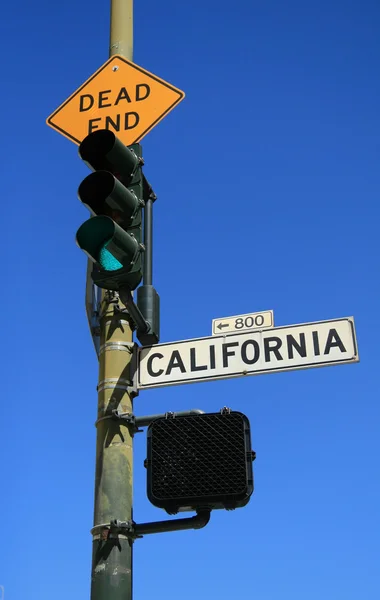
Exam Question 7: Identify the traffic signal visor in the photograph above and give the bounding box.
[78,171,140,226]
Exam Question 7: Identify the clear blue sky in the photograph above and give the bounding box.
[1,1,380,599]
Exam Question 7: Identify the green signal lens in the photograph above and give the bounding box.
[76,216,139,276]
[98,241,123,271]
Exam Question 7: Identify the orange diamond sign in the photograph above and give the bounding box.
[46,55,185,146]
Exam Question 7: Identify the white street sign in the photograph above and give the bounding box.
[137,317,359,390]
[212,310,274,336]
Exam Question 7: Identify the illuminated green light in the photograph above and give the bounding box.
[98,242,123,271]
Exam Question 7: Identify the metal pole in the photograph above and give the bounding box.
[90,2,134,599]
[110,0,133,59]
[143,198,153,286]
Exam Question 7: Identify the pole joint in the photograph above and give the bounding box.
[91,510,211,542]
[95,410,143,434]
[112,409,143,433]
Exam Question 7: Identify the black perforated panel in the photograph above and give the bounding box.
[146,411,254,514]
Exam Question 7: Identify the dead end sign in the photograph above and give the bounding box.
[46,55,185,146]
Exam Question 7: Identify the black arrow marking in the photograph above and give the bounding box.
[217,322,229,330]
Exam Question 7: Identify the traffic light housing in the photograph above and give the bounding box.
[146,410,255,515]
[76,129,144,291]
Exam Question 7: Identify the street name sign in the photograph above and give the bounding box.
[137,317,358,390]
[212,310,274,336]
[46,55,185,146]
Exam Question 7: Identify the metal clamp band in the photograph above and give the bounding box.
[99,341,135,355]
[95,411,141,434]
[97,377,133,393]
[91,520,140,542]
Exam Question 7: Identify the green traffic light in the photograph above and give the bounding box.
[98,244,123,271]
[76,216,139,272]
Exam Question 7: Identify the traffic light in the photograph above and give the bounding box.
[145,410,255,515]
[76,129,144,291]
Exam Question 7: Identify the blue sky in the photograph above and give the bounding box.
[1,0,380,598]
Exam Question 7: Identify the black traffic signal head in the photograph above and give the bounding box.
[76,129,144,291]
[79,129,139,179]
[146,410,255,515]
[76,215,142,289]
[78,171,140,225]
